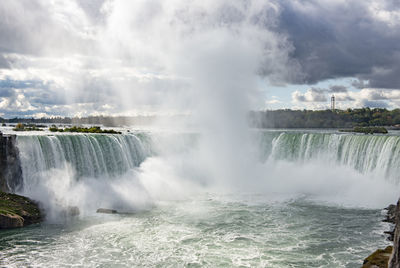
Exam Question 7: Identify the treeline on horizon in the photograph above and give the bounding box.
[249,108,400,128]
[0,115,159,127]
[1,108,400,129]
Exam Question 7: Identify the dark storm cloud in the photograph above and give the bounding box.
[360,59,400,89]
[277,0,400,89]
[351,79,369,89]
[330,85,347,93]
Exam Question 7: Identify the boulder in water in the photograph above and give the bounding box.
[0,192,42,229]
[97,208,118,214]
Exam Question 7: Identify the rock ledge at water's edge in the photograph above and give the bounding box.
[389,199,400,268]
[363,246,392,268]
[363,199,400,268]
[0,192,43,229]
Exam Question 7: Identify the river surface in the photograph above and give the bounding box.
[0,195,390,267]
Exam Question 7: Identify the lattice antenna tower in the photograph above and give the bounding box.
[331,95,336,111]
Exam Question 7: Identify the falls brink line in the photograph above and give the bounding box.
[16,134,152,191]
[266,132,400,182]
[14,131,400,193]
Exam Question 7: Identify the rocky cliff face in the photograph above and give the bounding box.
[390,199,400,268]
[0,132,23,192]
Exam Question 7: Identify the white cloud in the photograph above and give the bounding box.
[32,112,49,118]
[266,99,281,104]
[292,88,327,103]
[368,1,400,27]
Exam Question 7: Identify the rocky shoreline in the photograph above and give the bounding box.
[389,199,400,268]
[363,200,400,268]
[0,191,43,229]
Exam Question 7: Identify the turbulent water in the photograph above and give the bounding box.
[0,196,390,267]
[0,129,398,267]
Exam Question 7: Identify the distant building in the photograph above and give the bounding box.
[331,95,336,111]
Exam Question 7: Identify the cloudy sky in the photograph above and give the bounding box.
[0,0,400,118]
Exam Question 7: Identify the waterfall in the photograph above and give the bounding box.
[265,131,400,182]
[16,133,152,191]
[10,130,400,216]
[15,131,400,188]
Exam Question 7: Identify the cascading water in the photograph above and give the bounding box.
[13,130,400,209]
[261,131,400,183]
[13,133,154,218]
[17,134,151,185]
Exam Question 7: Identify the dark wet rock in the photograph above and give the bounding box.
[97,208,118,214]
[382,204,397,242]
[384,204,397,224]
[363,246,392,268]
[0,192,42,229]
[386,230,395,242]
[0,133,23,192]
[387,204,397,213]
[389,199,400,268]
[0,214,24,228]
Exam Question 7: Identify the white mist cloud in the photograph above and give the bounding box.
[97,0,298,185]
